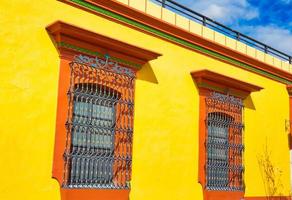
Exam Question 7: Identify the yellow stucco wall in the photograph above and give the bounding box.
[0,0,290,199]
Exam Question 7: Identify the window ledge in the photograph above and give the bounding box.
[204,190,244,200]
[61,188,129,200]
[191,69,263,98]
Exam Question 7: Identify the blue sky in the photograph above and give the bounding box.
[174,0,292,55]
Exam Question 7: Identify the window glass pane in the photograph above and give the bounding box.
[70,93,115,186]
[207,113,229,189]
[208,125,228,160]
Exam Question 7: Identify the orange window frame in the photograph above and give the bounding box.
[191,70,262,200]
[55,59,132,200]
[46,21,161,200]
[62,59,135,189]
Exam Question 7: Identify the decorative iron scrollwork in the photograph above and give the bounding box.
[208,92,243,107]
[73,54,136,78]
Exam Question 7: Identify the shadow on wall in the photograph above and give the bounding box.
[257,138,290,200]
[244,95,256,110]
[136,63,158,84]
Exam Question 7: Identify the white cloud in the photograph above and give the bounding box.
[241,25,292,55]
[281,0,291,4]
[188,0,259,24]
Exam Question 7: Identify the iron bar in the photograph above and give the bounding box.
[162,0,166,8]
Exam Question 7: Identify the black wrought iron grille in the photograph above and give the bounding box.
[205,92,244,191]
[63,55,136,189]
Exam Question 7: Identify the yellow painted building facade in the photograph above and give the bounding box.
[0,0,291,200]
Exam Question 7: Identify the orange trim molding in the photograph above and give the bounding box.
[46,21,161,66]
[191,70,263,98]
[59,0,292,84]
[191,70,262,200]
[287,85,292,95]
[54,60,130,200]
[48,21,159,200]
[61,189,129,200]
[287,85,292,149]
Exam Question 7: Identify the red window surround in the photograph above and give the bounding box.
[191,70,262,200]
[46,21,161,200]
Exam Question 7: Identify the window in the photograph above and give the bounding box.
[63,55,136,189]
[47,21,161,200]
[205,93,244,191]
[191,69,262,199]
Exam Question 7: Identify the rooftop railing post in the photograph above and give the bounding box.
[236,32,240,41]
[202,16,206,26]
[264,45,268,54]
[162,0,166,8]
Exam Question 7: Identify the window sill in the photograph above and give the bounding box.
[204,190,244,200]
[60,188,130,200]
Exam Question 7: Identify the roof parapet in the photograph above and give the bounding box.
[115,0,292,73]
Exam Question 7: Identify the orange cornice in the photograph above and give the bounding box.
[59,0,292,84]
[46,21,161,66]
[191,70,263,98]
